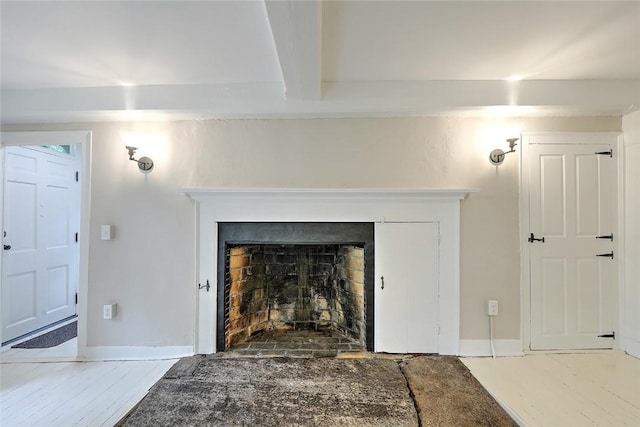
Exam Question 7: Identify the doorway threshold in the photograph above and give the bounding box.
[1,315,77,349]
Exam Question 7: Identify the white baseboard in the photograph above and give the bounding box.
[81,345,193,361]
[459,339,524,357]
[623,338,640,360]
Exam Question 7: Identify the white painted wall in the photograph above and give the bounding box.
[2,117,621,350]
[622,111,640,358]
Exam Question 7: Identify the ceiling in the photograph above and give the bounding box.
[1,0,639,123]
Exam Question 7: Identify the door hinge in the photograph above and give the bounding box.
[75,232,78,243]
[597,331,615,339]
[596,251,614,259]
[75,171,79,182]
[595,150,613,157]
[75,293,78,305]
[595,233,614,241]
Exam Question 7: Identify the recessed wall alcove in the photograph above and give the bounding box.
[181,188,475,355]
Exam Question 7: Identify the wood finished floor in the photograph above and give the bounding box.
[1,336,78,362]
[462,352,640,427]
[2,346,638,427]
[1,340,176,427]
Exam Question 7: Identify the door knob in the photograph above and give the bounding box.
[3,245,11,250]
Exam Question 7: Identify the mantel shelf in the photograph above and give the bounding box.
[179,188,478,202]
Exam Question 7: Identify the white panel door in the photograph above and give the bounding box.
[2,146,79,342]
[374,222,439,353]
[529,144,617,350]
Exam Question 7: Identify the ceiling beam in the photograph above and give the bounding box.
[264,0,321,100]
[2,80,638,123]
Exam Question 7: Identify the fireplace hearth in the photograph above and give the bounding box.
[217,222,375,352]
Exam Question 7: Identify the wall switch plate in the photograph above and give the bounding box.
[487,300,499,316]
[101,225,114,241]
[103,303,117,319]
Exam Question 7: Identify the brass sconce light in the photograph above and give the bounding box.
[125,146,154,173]
[489,138,518,166]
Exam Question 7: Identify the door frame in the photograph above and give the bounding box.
[519,132,625,352]
[1,131,91,359]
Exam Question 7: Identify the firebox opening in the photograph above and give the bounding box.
[224,244,366,353]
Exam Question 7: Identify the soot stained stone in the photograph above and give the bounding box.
[225,244,366,350]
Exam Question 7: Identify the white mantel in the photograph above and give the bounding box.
[181,188,477,355]
[183,187,472,199]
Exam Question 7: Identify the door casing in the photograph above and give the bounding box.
[0,131,91,359]
[519,132,625,352]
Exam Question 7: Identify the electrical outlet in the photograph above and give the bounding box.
[487,300,499,316]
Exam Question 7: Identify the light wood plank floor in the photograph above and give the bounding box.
[3,347,638,426]
[1,337,78,362]
[462,352,640,427]
[1,356,176,426]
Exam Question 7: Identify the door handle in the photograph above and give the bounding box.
[596,251,614,259]
[381,276,385,290]
[528,233,545,243]
[3,245,11,250]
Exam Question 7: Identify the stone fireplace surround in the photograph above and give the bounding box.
[181,188,473,355]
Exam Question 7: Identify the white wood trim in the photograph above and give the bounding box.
[81,345,193,361]
[519,132,624,353]
[616,135,626,352]
[519,132,622,145]
[0,131,91,359]
[181,187,475,200]
[458,339,524,357]
[181,188,476,355]
[0,149,4,336]
[264,0,321,100]
[621,132,640,359]
[0,130,92,148]
[519,134,532,352]
[4,79,638,124]
[624,338,640,359]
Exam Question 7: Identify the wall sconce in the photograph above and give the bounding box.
[125,146,154,173]
[489,138,518,166]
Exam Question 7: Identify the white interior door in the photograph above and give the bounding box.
[374,222,439,353]
[2,146,79,342]
[529,143,617,350]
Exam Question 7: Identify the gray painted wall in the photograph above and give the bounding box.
[3,116,622,347]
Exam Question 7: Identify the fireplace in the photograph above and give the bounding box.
[183,188,470,356]
[217,223,375,352]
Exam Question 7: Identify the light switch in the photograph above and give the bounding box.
[103,303,117,319]
[101,225,114,240]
